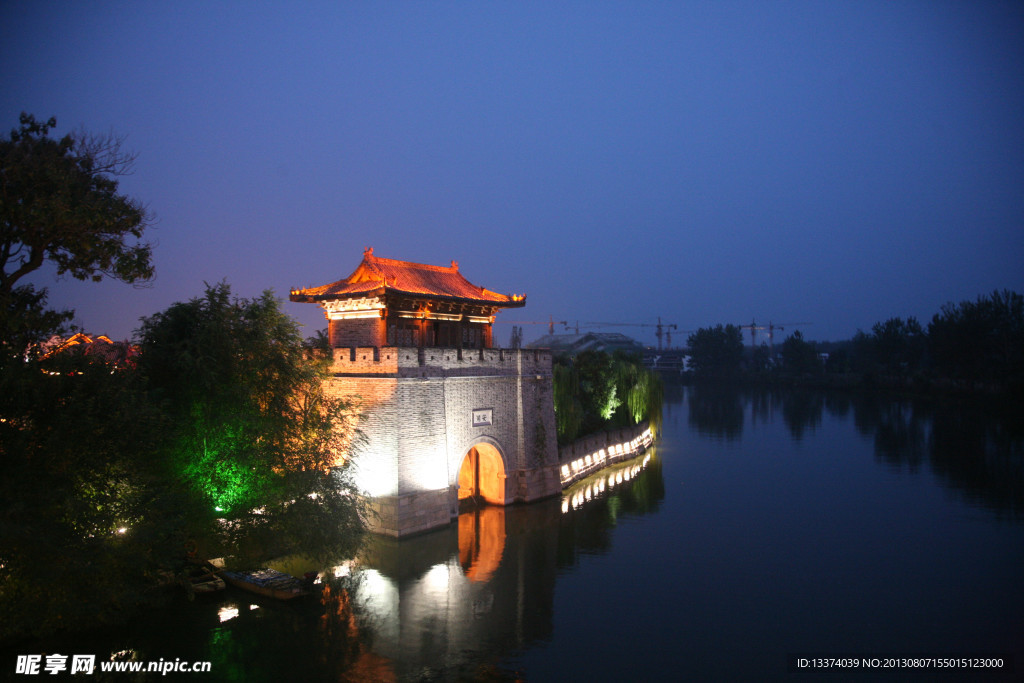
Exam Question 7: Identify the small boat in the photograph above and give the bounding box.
[187,563,226,593]
[221,568,310,600]
[157,560,226,595]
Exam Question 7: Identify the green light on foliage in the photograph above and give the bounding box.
[600,386,620,420]
[178,424,263,515]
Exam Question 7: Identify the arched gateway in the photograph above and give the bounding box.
[290,249,562,537]
[458,442,507,507]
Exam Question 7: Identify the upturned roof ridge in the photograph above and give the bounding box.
[363,252,458,274]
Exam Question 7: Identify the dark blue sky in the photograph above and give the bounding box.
[3,1,1022,346]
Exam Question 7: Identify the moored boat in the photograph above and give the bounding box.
[221,568,310,600]
[188,562,226,593]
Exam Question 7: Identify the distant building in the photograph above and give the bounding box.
[527,331,644,356]
[290,249,561,537]
[39,333,138,368]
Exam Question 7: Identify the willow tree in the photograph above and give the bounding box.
[552,350,662,444]
[136,283,364,565]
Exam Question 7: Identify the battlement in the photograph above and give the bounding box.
[329,346,553,378]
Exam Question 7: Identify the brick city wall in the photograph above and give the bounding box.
[324,346,561,537]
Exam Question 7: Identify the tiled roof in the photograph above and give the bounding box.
[291,248,525,307]
[527,332,644,354]
[39,333,139,367]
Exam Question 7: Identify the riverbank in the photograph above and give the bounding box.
[557,420,653,489]
[663,369,1024,408]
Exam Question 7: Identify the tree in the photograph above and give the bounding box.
[0,346,181,638]
[686,324,744,377]
[928,289,1024,389]
[870,317,925,375]
[552,359,583,443]
[136,282,365,565]
[1,114,154,354]
[573,350,620,435]
[552,350,662,444]
[0,114,160,638]
[779,330,820,375]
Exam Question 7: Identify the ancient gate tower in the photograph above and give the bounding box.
[290,248,561,537]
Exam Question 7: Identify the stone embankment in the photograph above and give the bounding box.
[557,421,653,489]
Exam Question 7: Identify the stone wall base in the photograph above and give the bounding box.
[363,487,454,538]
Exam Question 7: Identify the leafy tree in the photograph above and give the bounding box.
[0,114,153,294]
[750,342,772,374]
[0,349,181,638]
[928,289,1024,389]
[780,330,820,375]
[136,282,365,565]
[870,317,925,375]
[0,283,74,362]
[0,114,154,357]
[686,324,744,376]
[552,359,583,443]
[0,114,159,638]
[573,350,620,435]
[552,350,661,443]
[304,327,332,359]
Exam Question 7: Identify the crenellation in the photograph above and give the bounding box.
[292,251,561,537]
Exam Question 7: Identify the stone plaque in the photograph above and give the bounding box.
[472,408,492,427]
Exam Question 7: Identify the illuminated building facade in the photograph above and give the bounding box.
[291,249,561,536]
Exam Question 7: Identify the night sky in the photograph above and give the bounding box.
[2,1,1022,347]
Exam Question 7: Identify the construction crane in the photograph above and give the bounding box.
[495,315,569,335]
[582,317,681,351]
[739,320,811,354]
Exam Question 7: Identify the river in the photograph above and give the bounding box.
[6,384,1022,680]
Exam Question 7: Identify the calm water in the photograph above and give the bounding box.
[7,385,1023,681]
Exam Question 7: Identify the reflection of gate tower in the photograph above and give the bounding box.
[290,248,561,537]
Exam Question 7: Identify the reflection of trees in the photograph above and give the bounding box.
[850,397,929,471]
[779,389,824,441]
[687,384,744,439]
[557,458,665,570]
[685,385,827,442]
[927,403,1023,519]
[823,391,852,420]
[748,389,777,427]
[876,402,928,471]
[851,395,1023,517]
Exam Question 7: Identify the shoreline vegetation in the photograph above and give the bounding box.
[552,349,664,445]
[2,114,368,643]
[674,289,1024,406]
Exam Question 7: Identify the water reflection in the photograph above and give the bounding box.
[684,384,1024,518]
[6,389,1019,680]
[335,452,664,679]
[687,384,744,439]
[459,506,505,583]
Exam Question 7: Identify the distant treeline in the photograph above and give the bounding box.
[552,350,663,445]
[684,290,1024,397]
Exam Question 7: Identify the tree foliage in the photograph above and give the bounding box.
[686,324,744,376]
[552,350,662,444]
[1,283,365,639]
[928,289,1024,388]
[0,114,154,360]
[0,350,182,638]
[780,330,820,375]
[0,114,153,295]
[136,282,364,565]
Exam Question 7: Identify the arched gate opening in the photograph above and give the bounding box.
[457,443,505,509]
